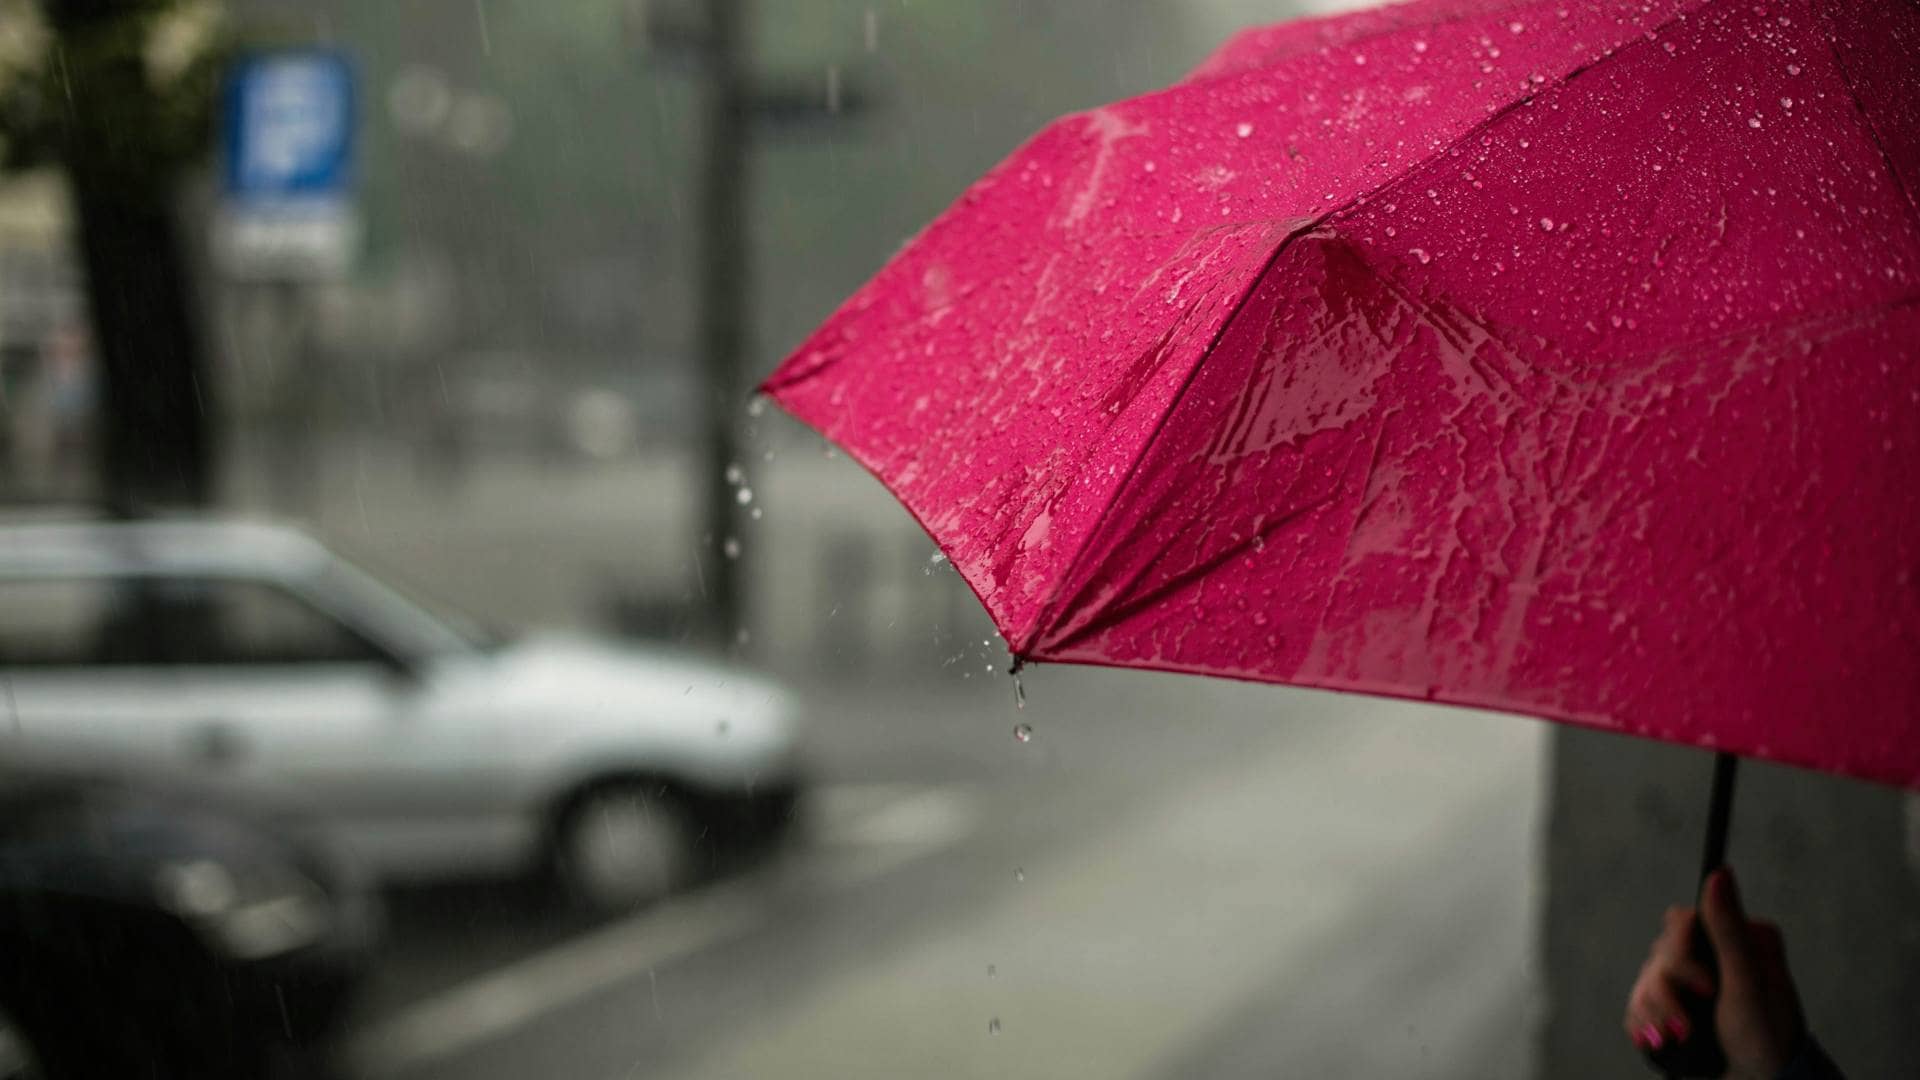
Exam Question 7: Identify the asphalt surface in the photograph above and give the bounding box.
[338,665,1546,1080]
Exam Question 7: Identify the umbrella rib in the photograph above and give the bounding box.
[1302,0,1726,261]
[1038,482,1347,659]
[1818,7,1920,231]
[1015,219,1325,655]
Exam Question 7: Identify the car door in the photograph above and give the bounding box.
[0,573,184,769]
[2,573,412,830]
[158,573,540,877]
[145,575,419,808]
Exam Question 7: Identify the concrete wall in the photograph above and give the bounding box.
[1536,726,1920,1078]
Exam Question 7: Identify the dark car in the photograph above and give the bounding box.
[0,763,381,1079]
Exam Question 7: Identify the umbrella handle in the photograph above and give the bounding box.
[1647,751,1739,1078]
[1697,752,1738,887]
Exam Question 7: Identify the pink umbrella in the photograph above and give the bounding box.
[767,0,1918,791]
[767,2,1914,1067]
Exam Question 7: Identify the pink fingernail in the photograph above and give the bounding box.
[1665,1016,1689,1042]
[1642,1024,1665,1050]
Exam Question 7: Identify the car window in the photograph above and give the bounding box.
[0,576,386,667]
[154,578,389,666]
[0,577,118,666]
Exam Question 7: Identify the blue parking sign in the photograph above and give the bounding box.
[218,50,357,278]
[224,50,354,199]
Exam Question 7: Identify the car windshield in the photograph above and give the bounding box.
[316,558,497,657]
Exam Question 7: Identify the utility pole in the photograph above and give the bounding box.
[694,0,749,646]
[634,0,873,648]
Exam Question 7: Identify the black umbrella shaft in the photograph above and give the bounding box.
[1652,752,1743,1079]
[1696,752,1739,892]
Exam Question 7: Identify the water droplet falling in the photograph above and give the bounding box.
[1013,722,1033,743]
[1013,670,1026,710]
[1013,867,1026,882]
[988,1018,1001,1035]
[987,964,997,978]
[723,537,741,559]
[736,487,753,505]
[725,463,744,484]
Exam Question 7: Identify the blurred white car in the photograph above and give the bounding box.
[0,520,805,910]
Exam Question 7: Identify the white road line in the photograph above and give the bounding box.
[816,785,980,848]
[345,784,976,1078]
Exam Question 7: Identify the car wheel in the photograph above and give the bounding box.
[553,782,694,912]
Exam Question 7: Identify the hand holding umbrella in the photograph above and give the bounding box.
[1628,867,1845,1079]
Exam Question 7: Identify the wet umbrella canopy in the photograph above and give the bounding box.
[764,0,1919,790]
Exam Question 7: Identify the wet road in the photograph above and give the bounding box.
[340,666,1545,1080]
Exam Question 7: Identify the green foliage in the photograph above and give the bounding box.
[0,0,232,195]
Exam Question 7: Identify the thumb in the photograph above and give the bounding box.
[1699,867,1755,985]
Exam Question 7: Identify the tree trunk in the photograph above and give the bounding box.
[44,1,217,513]
[66,172,215,512]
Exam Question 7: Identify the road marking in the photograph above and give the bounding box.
[346,784,977,1077]
[816,784,980,848]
